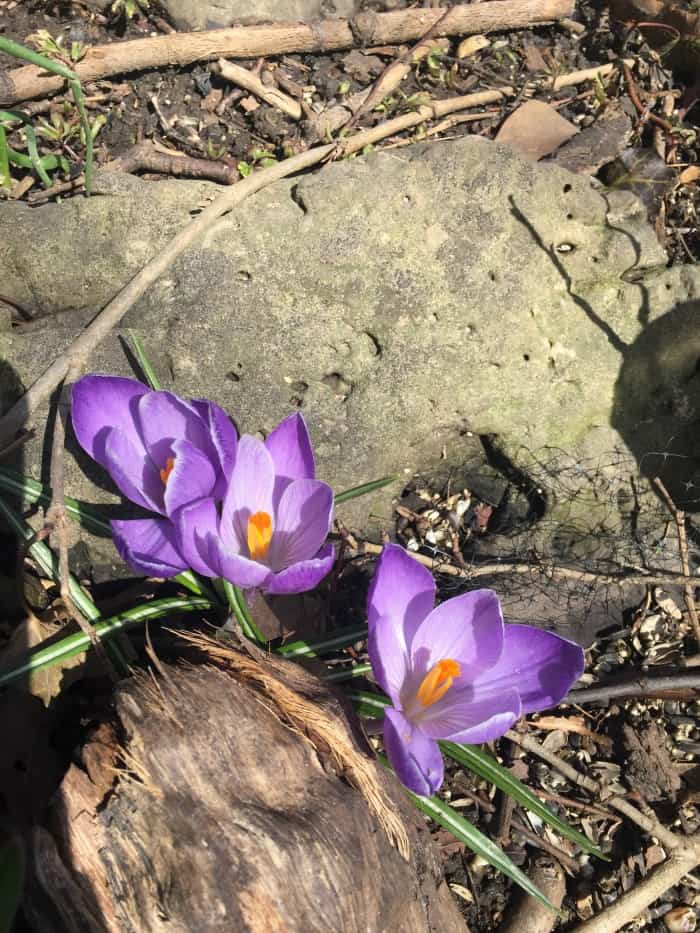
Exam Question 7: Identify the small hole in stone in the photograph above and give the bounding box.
[226,371,241,383]
[563,183,572,193]
[592,256,599,263]
[236,270,252,282]
[488,271,497,282]
[555,243,575,253]
[523,354,531,362]
[566,213,574,220]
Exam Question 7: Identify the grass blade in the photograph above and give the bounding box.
[277,624,367,659]
[441,742,606,859]
[0,468,111,536]
[0,596,214,688]
[408,789,559,912]
[127,329,162,390]
[334,475,396,506]
[0,125,10,189]
[323,661,371,683]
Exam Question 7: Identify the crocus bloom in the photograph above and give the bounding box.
[72,374,236,577]
[368,544,584,796]
[175,412,335,594]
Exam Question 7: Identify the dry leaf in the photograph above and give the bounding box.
[456,35,490,58]
[495,100,578,161]
[533,715,613,749]
[554,107,632,174]
[3,616,84,706]
[522,43,548,72]
[679,165,700,185]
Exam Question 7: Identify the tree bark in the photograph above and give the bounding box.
[24,654,468,933]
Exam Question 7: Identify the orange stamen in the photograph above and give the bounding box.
[416,659,461,708]
[247,511,273,561]
[159,457,175,486]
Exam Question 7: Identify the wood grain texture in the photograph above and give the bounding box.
[25,658,467,933]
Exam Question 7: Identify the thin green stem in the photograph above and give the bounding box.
[222,580,266,645]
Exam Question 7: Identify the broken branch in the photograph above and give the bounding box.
[0,0,574,106]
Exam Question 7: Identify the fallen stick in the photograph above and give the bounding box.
[498,857,566,933]
[568,671,700,705]
[570,835,700,933]
[352,539,700,590]
[214,59,302,120]
[102,140,237,183]
[0,0,574,106]
[0,59,629,444]
[506,729,682,852]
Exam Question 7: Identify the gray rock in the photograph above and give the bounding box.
[161,0,359,31]
[1,137,699,637]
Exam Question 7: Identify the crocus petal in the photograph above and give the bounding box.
[367,544,435,648]
[368,613,410,708]
[173,498,221,577]
[71,375,148,465]
[267,478,333,571]
[265,412,315,505]
[137,391,210,468]
[103,428,164,513]
[221,435,275,552]
[216,544,272,590]
[163,439,218,516]
[264,542,335,595]
[111,517,188,577]
[473,624,584,715]
[191,399,238,492]
[409,589,504,687]
[419,687,521,743]
[383,707,444,796]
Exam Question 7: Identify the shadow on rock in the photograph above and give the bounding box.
[611,299,700,512]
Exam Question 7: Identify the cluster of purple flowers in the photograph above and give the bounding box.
[72,375,334,595]
[73,374,584,795]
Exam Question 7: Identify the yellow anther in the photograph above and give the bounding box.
[247,511,273,561]
[416,659,461,708]
[160,457,175,486]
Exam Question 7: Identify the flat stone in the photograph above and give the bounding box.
[1,137,698,634]
[161,0,360,31]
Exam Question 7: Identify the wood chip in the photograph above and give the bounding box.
[679,165,700,185]
[456,35,491,58]
[495,99,578,160]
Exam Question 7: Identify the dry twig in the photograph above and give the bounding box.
[568,671,700,705]
[102,141,237,184]
[214,59,302,120]
[44,372,114,674]
[506,729,682,852]
[0,59,628,446]
[654,476,700,644]
[0,1,574,107]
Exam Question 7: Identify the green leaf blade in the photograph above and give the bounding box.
[409,790,560,913]
[334,475,396,505]
[441,742,606,860]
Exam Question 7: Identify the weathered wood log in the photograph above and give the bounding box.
[24,648,467,932]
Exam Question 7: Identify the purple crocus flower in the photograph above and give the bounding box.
[368,544,584,796]
[71,374,237,577]
[175,412,335,594]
